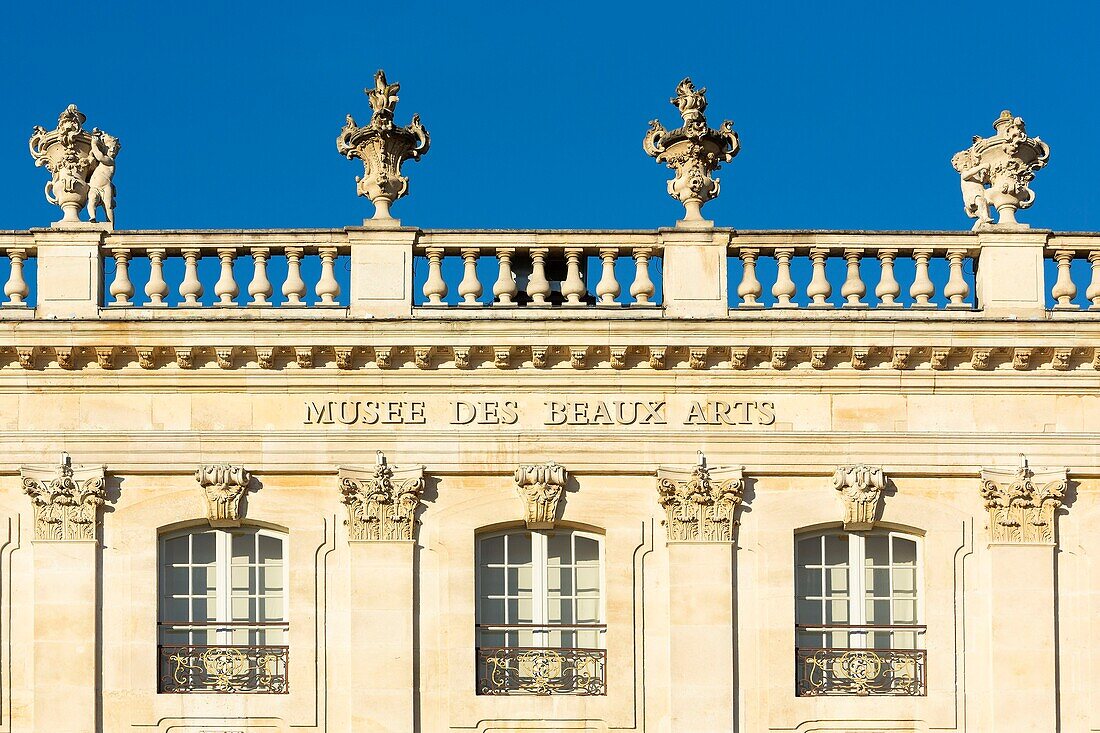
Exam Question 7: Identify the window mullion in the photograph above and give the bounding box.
[533,532,548,640]
[216,530,230,645]
[850,533,865,648]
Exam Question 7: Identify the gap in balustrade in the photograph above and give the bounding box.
[108,252,350,308]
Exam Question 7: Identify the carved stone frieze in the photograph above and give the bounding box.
[851,347,870,370]
[891,347,911,370]
[832,464,888,531]
[339,455,425,541]
[256,347,275,369]
[1051,348,1073,370]
[1013,348,1032,370]
[643,78,739,222]
[972,348,993,370]
[22,453,107,541]
[337,70,430,220]
[570,347,588,369]
[514,461,569,529]
[56,347,75,370]
[195,464,251,528]
[335,347,354,370]
[16,347,34,369]
[980,463,1066,544]
[215,347,234,370]
[930,347,951,371]
[453,346,472,369]
[656,457,744,542]
[95,347,113,369]
[771,347,790,369]
[375,346,393,369]
[610,347,627,370]
[811,347,829,370]
[494,347,511,369]
[295,346,313,369]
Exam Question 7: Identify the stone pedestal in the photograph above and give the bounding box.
[668,543,735,732]
[659,227,729,318]
[988,543,1056,733]
[347,227,418,318]
[33,541,97,733]
[33,228,108,319]
[349,541,416,732]
[974,230,1049,318]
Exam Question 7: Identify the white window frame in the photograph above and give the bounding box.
[475,527,606,649]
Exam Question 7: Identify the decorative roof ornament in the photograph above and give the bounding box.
[337,70,431,222]
[643,78,740,224]
[951,110,1050,230]
[28,105,120,227]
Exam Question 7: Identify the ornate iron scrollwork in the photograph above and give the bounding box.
[477,646,606,696]
[159,644,289,694]
[796,646,925,696]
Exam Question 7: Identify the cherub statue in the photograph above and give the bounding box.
[951,146,992,230]
[86,131,119,224]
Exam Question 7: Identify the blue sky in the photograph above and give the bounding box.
[1,1,1097,232]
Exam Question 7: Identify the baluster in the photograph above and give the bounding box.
[629,247,656,306]
[282,246,307,306]
[596,248,620,307]
[807,247,832,308]
[179,248,203,307]
[561,247,586,307]
[1051,250,1078,310]
[875,249,901,308]
[1087,251,1100,310]
[316,246,340,306]
[145,248,168,307]
[458,248,483,306]
[527,247,551,306]
[107,248,134,306]
[3,249,28,307]
[214,248,239,307]
[944,248,971,309]
[737,247,762,308]
[247,247,273,307]
[909,249,935,308]
[772,247,796,308]
[422,246,448,306]
[492,247,519,306]
[840,248,866,308]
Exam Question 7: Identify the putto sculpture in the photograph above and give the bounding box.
[643,78,740,223]
[28,104,120,226]
[951,110,1050,230]
[337,70,431,221]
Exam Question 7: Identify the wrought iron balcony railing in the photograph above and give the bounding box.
[157,621,289,694]
[476,623,606,696]
[795,624,926,697]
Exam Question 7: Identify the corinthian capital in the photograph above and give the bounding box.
[656,457,744,542]
[980,463,1066,544]
[339,454,425,542]
[195,464,251,527]
[514,462,569,529]
[643,78,739,223]
[833,464,887,530]
[337,70,430,221]
[22,453,107,541]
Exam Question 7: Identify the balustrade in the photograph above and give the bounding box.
[1043,238,1100,310]
[730,235,977,311]
[416,236,661,308]
[102,239,348,309]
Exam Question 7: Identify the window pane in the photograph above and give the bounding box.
[258,534,283,563]
[480,597,506,624]
[824,534,848,565]
[192,597,215,622]
[164,536,189,565]
[480,567,505,595]
[261,566,284,592]
[865,598,891,624]
[575,566,599,594]
[795,567,820,596]
[232,532,255,564]
[574,536,599,563]
[865,568,890,597]
[826,567,848,595]
[231,565,253,593]
[507,566,533,595]
[547,597,572,624]
[796,536,822,565]
[892,537,917,565]
[191,532,216,565]
[826,599,849,623]
[480,535,505,565]
[231,596,255,622]
[893,567,916,594]
[576,597,600,624]
[893,599,917,624]
[865,535,889,566]
[164,565,189,595]
[507,533,532,565]
[516,596,533,624]
[547,533,571,566]
[191,566,215,596]
[261,596,284,621]
[796,598,822,625]
[163,596,188,621]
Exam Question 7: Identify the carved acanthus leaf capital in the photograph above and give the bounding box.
[514,462,569,529]
[980,464,1066,544]
[339,456,425,541]
[656,460,744,542]
[195,464,251,527]
[832,464,888,530]
[22,453,107,541]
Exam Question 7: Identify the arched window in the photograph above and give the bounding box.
[475,528,606,696]
[158,526,288,694]
[794,529,925,696]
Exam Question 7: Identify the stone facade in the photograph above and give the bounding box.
[1,81,1097,733]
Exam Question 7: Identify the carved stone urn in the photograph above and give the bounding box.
[951,110,1050,230]
[643,78,740,223]
[337,70,431,221]
[28,104,119,226]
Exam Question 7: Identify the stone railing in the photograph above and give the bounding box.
[5,226,1100,321]
[99,231,348,312]
[729,232,978,311]
[415,231,661,309]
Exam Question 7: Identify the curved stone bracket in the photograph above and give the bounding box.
[832,464,887,531]
[514,462,568,529]
[195,464,251,528]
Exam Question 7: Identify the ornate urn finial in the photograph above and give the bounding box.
[643,78,740,224]
[28,104,120,227]
[951,110,1050,230]
[337,70,431,221]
